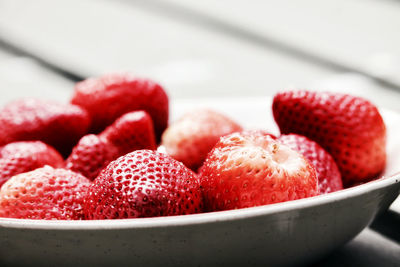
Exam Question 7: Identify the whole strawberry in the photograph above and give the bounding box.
[278,134,342,194]
[0,166,90,220]
[0,141,64,187]
[100,110,157,155]
[65,135,119,180]
[200,132,318,212]
[0,98,90,157]
[83,150,202,219]
[161,109,242,171]
[71,73,168,141]
[272,90,386,186]
[66,111,156,180]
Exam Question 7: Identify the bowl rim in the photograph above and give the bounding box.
[1,102,399,231]
[1,173,398,230]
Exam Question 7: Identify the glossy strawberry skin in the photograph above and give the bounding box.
[278,134,343,194]
[161,109,242,171]
[272,90,386,185]
[67,111,157,180]
[0,166,91,220]
[0,98,90,157]
[0,141,64,187]
[200,132,318,212]
[83,150,203,219]
[71,73,169,141]
[65,135,119,180]
[100,110,157,155]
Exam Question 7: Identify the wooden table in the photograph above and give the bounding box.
[0,0,399,265]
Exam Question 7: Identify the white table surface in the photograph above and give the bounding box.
[0,0,399,265]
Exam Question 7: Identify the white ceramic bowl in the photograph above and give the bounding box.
[1,97,399,267]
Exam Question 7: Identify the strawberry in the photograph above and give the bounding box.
[161,109,242,171]
[0,141,64,187]
[100,110,157,155]
[71,73,169,141]
[272,90,386,186]
[66,111,157,180]
[278,134,343,193]
[65,135,119,180]
[83,150,202,219]
[200,132,318,211]
[0,166,90,220]
[0,98,90,157]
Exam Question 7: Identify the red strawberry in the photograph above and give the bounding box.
[71,73,169,141]
[161,109,242,171]
[0,166,90,220]
[67,111,157,180]
[83,150,202,219]
[272,90,386,185]
[0,98,90,157]
[200,132,318,211]
[0,141,64,187]
[278,134,343,193]
[100,110,157,155]
[65,135,119,180]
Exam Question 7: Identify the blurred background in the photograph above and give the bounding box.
[0,0,399,264]
[1,0,400,107]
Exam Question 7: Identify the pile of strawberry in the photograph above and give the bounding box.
[0,73,386,220]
